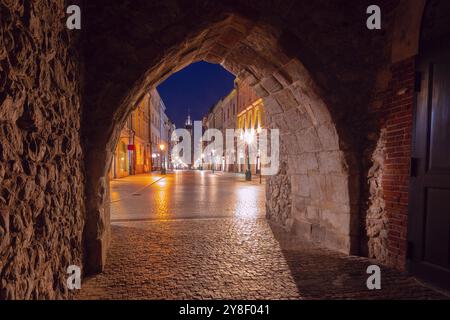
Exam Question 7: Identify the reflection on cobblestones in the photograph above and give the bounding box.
[78,218,300,300]
[76,172,448,300]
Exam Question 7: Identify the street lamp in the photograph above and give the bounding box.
[244,130,254,181]
[211,149,216,173]
[201,153,205,171]
[257,148,261,184]
[159,143,166,174]
[151,153,157,171]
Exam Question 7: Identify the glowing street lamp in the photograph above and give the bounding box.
[200,153,205,170]
[159,143,166,174]
[211,149,216,173]
[243,129,255,181]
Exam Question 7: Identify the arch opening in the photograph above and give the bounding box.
[81,14,365,274]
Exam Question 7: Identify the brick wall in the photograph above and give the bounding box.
[380,57,415,270]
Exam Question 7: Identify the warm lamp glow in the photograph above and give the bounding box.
[244,130,254,144]
[159,144,165,151]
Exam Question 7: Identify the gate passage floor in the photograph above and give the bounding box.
[76,171,448,300]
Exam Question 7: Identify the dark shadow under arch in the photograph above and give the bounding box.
[81,1,391,274]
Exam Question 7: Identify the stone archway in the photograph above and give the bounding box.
[81,1,391,274]
[2,0,437,299]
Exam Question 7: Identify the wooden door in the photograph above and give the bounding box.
[409,37,450,290]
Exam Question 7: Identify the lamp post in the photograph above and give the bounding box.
[201,153,204,170]
[257,126,262,184]
[244,130,254,181]
[211,149,216,173]
[151,153,157,171]
[257,149,262,184]
[159,143,166,174]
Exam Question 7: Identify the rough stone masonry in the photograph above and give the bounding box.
[0,0,84,299]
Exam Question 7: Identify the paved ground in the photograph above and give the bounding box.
[76,171,449,300]
[110,171,264,221]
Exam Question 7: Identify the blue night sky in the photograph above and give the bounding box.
[157,61,235,128]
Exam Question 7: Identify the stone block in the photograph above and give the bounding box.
[311,223,327,243]
[292,218,312,240]
[317,123,339,151]
[291,82,332,125]
[274,88,299,112]
[253,83,270,98]
[308,174,327,201]
[287,153,318,175]
[297,112,314,130]
[261,75,284,93]
[292,195,308,217]
[283,133,301,155]
[318,151,347,174]
[306,206,321,221]
[218,27,245,49]
[264,96,283,115]
[296,128,322,153]
[291,174,310,197]
[273,69,294,87]
[321,209,353,235]
[284,107,304,133]
[325,175,350,205]
[283,59,310,83]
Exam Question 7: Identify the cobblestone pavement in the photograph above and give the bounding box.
[109,173,165,203]
[76,171,449,300]
[110,171,264,221]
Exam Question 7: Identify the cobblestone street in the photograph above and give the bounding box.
[76,172,449,300]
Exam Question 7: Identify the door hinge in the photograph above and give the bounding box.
[410,157,419,177]
[414,72,422,92]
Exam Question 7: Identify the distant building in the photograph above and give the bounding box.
[200,79,264,174]
[222,88,237,172]
[202,103,219,171]
[167,120,176,169]
[110,117,134,179]
[184,111,196,169]
[149,89,163,171]
[110,95,151,178]
[110,89,172,178]
[160,102,172,171]
[236,79,265,174]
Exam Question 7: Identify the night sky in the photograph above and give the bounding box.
[157,61,235,128]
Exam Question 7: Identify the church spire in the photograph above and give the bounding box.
[185,108,192,127]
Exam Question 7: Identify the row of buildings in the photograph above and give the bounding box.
[200,79,265,175]
[109,89,175,179]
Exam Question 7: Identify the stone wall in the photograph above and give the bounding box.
[372,58,415,270]
[365,129,388,261]
[266,156,291,229]
[80,0,402,270]
[0,0,84,299]
[0,0,429,299]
